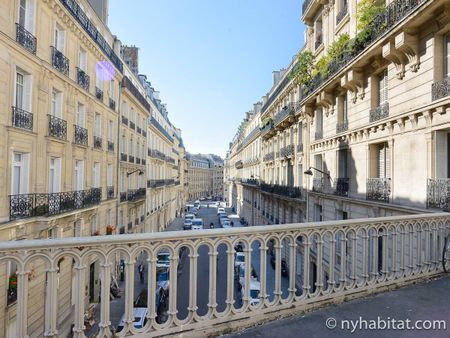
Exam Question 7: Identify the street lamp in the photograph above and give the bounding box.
[303,166,331,178]
[126,169,144,177]
[303,167,331,223]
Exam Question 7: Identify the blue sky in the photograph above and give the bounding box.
[109,0,304,158]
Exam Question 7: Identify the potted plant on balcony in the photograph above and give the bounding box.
[34,204,49,216]
[106,225,115,235]
[7,273,18,305]
[92,230,101,236]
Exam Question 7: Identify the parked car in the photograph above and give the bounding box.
[234,252,245,268]
[183,219,192,230]
[191,207,199,216]
[222,220,231,228]
[191,218,203,230]
[156,252,170,269]
[117,308,148,332]
[217,207,225,215]
[185,213,195,221]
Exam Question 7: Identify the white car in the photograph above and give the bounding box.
[185,213,195,221]
[242,278,261,306]
[156,252,170,269]
[117,307,148,332]
[222,220,231,228]
[217,207,225,215]
[234,252,245,267]
[191,218,203,230]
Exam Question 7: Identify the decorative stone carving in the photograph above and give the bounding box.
[382,40,406,79]
[395,32,420,72]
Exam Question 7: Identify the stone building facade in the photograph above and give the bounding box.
[186,153,224,200]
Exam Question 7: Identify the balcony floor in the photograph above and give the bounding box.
[225,276,450,338]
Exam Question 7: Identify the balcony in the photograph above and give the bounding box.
[12,106,33,131]
[297,143,303,153]
[74,125,88,146]
[432,77,450,101]
[150,117,174,142]
[261,182,303,200]
[261,122,275,139]
[148,179,165,188]
[366,178,391,203]
[107,140,114,152]
[51,46,69,76]
[120,191,127,202]
[165,179,175,186]
[263,152,274,162]
[149,149,166,161]
[9,188,101,220]
[121,116,128,125]
[137,126,142,134]
[120,153,127,161]
[129,155,134,163]
[4,214,440,337]
[142,130,147,137]
[121,76,150,111]
[106,186,114,199]
[336,119,348,133]
[369,102,389,122]
[427,178,450,210]
[93,136,102,149]
[241,178,260,186]
[76,67,90,91]
[95,87,103,102]
[48,114,67,140]
[312,177,324,193]
[130,121,135,130]
[334,178,349,197]
[109,98,116,110]
[16,23,36,54]
[280,144,295,158]
[235,160,243,169]
[127,188,146,201]
[142,159,146,165]
[166,157,176,165]
[273,106,295,128]
[336,2,348,25]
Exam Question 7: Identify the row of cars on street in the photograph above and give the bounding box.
[233,243,261,306]
[184,200,204,230]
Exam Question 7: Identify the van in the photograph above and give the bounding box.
[117,307,148,331]
[191,218,203,230]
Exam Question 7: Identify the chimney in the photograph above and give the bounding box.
[87,0,109,26]
[121,45,139,74]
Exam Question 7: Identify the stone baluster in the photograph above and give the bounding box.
[350,232,357,284]
[273,242,282,301]
[302,236,311,296]
[189,252,199,315]
[328,234,336,291]
[16,267,29,338]
[72,263,86,338]
[124,260,135,331]
[242,246,252,306]
[168,252,179,321]
[288,239,297,298]
[44,264,59,337]
[208,249,218,315]
[315,235,324,294]
[226,246,235,310]
[98,261,111,336]
[339,233,347,287]
[147,256,157,323]
[361,230,369,285]
[259,242,268,303]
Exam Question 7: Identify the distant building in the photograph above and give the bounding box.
[187,153,224,200]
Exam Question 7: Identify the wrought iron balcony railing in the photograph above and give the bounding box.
[95,87,103,101]
[129,155,134,163]
[149,149,166,161]
[336,119,348,133]
[121,76,150,110]
[263,152,275,162]
[241,178,260,186]
[120,191,127,202]
[127,188,146,201]
[48,114,67,139]
[148,179,165,188]
[366,178,391,203]
[0,213,447,336]
[297,143,304,153]
[51,46,69,76]
[150,117,174,142]
[432,77,450,101]
[93,136,102,149]
[235,160,243,169]
[369,102,389,122]
[120,153,127,161]
[74,125,88,146]
[336,2,348,25]
[107,140,114,152]
[280,144,295,158]
[130,121,135,130]
[334,178,350,197]
[260,122,274,138]
[12,106,33,131]
[261,182,303,199]
[109,98,116,110]
[9,188,101,220]
[427,178,450,210]
[76,67,90,91]
[121,116,128,125]
[107,186,114,199]
[137,126,142,134]
[273,106,295,127]
[16,23,36,54]
[136,158,141,164]
[166,157,176,164]
[165,179,175,186]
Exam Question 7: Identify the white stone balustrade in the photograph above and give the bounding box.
[1,212,449,337]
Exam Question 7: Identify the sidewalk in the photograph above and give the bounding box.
[165,216,184,232]
[224,276,450,338]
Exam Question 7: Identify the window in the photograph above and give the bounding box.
[378,69,388,106]
[137,115,141,129]
[93,162,100,188]
[108,120,114,142]
[12,152,29,195]
[49,157,61,193]
[122,101,128,118]
[96,71,103,90]
[51,89,62,118]
[129,138,133,156]
[74,160,84,190]
[79,49,87,72]
[315,108,323,139]
[15,70,31,111]
[314,14,323,48]
[137,141,140,158]
[54,23,65,52]
[109,80,115,99]
[338,149,348,178]
[18,0,36,33]
[445,33,450,78]
[121,171,125,191]
[106,209,112,225]
[94,113,101,137]
[121,135,126,154]
[376,142,390,178]
[107,164,113,187]
[91,215,97,235]
[314,154,323,178]
[76,103,85,127]
[130,109,135,123]
[314,204,323,222]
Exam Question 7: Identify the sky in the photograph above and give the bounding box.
[108,0,305,158]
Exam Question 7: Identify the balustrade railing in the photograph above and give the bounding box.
[263,152,275,162]
[261,182,302,199]
[12,106,33,131]
[427,178,450,210]
[369,102,389,122]
[16,23,36,54]
[74,125,88,146]
[366,178,391,202]
[76,67,90,91]
[122,116,128,125]
[260,122,274,138]
[280,144,295,158]
[334,178,350,197]
[336,119,348,133]
[432,77,450,101]
[120,191,127,202]
[109,98,116,110]
[9,188,101,220]
[95,87,104,101]
[2,212,436,336]
[51,46,69,76]
[273,106,294,127]
[107,186,114,199]
[127,188,146,201]
[48,114,67,139]
[148,179,165,188]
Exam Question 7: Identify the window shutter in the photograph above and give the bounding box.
[79,50,87,71]
[15,73,24,109]
[79,161,84,190]
[377,143,389,178]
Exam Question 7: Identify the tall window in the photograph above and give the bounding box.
[378,69,388,106]
[338,149,348,178]
[445,33,450,78]
[54,23,65,52]
[137,141,140,158]
[76,103,85,127]
[79,49,87,72]
[107,164,113,187]
[91,215,97,235]
[94,113,101,137]
[74,160,84,190]
[15,70,31,111]
[109,80,115,100]
[49,157,61,193]
[93,162,100,188]
[18,0,36,33]
[315,108,323,138]
[51,89,62,118]
[377,142,390,178]
[12,152,29,194]
[122,101,128,118]
[130,108,135,123]
[121,135,126,154]
[108,120,114,142]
